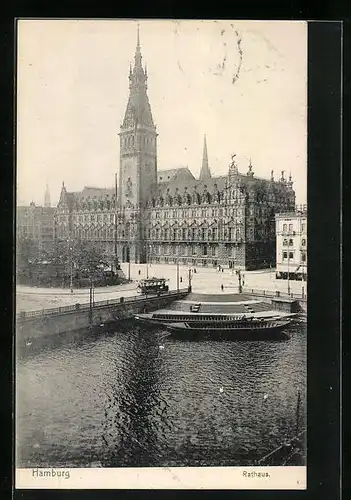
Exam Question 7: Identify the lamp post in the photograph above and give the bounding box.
[146,244,149,279]
[128,236,131,282]
[287,249,291,295]
[89,277,94,324]
[67,237,74,293]
[70,258,73,293]
[176,258,180,292]
[146,243,152,279]
[236,269,243,294]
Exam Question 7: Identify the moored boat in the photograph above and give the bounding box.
[134,311,295,326]
[133,292,296,340]
[166,318,291,333]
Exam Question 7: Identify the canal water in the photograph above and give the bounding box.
[16,321,306,468]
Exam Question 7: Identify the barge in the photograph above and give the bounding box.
[134,292,296,340]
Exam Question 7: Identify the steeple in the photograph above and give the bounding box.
[199,135,211,181]
[247,157,254,177]
[119,24,158,214]
[122,24,154,129]
[44,183,51,207]
[134,24,142,68]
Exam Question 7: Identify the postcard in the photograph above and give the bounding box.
[15,18,307,490]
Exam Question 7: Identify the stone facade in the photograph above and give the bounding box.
[275,206,307,280]
[54,28,296,271]
[17,201,55,253]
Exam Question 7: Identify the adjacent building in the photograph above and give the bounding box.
[17,198,55,253]
[275,205,307,281]
[55,27,296,271]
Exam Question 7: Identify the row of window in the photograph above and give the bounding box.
[146,227,243,241]
[283,238,307,246]
[149,244,218,257]
[152,207,245,219]
[121,135,155,148]
[71,214,115,223]
[73,228,115,238]
[281,222,306,233]
[282,251,307,262]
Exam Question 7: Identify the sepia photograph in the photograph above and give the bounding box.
[15,19,307,489]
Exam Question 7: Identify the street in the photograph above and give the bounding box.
[16,263,307,312]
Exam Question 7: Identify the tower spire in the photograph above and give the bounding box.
[199,134,211,181]
[123,24,154,128]
[134,23,142,68]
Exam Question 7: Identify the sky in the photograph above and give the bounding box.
[17,19,307,206]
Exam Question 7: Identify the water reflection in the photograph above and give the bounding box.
[16,322,306,467]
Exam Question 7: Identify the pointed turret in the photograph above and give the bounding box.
[58,181,67,205]
[199,135,212,181]
[134,24,142,68]
[287,172,294,190]
[247,157,254,177]
[44,183,51,207]
[123,25,154,129]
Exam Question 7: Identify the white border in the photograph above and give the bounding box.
[16,466,306,490]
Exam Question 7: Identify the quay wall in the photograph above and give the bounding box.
[17,290,189,342]
[242,288,307,313]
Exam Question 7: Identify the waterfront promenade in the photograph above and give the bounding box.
[16,264,307,312]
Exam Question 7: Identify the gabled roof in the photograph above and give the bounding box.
[74,186,115,200]
[154,174,227,197]
[157,167,195,184]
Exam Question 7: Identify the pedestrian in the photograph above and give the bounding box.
[138,269,141,275]
[180,276,183,283]
[221,284,224,291]
[222,268,224,273]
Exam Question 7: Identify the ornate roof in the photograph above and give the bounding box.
[121,28,155,130]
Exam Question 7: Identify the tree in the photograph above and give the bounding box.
[48,239,110,276]
[49,239,71,267]
[73,240,110,276]
[16,235,39,271]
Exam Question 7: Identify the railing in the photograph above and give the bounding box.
[17,288,189,320]
[242,287,307,300]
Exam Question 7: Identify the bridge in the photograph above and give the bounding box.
[16,288,190,343]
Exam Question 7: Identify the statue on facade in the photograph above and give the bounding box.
[125,177,133,197]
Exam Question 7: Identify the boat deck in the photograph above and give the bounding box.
[152,309,291,319]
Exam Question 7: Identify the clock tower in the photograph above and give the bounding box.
[118,26,157,262]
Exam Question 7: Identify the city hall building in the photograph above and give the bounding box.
[55,29,295,271]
